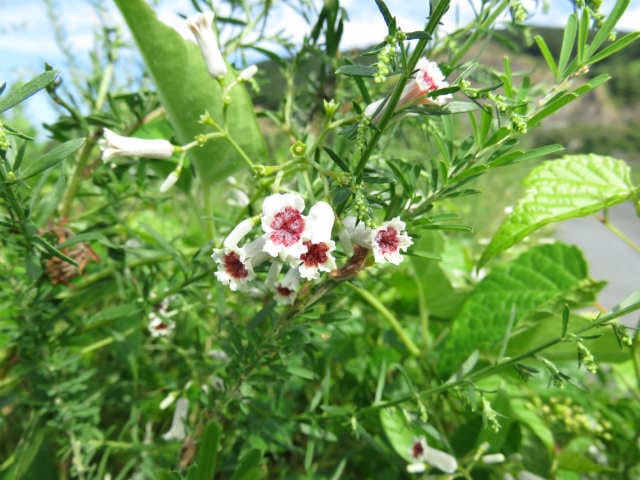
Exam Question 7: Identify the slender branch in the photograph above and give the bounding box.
[347,283,421,356]
[597,214,640,254]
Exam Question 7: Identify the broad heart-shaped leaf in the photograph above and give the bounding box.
[114,0,265,184]
[440,243,604,372]
[480,155,637,266]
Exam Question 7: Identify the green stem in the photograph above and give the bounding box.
[59,135,95,218]
[598,215,640,254]
[347,283,421,356]
[354,0,452,179]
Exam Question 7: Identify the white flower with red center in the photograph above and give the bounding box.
[371,217,412,265]
[186,12,227,79]
[272,266,301,305]
[100,128,175,163]
[261,193,308,259]
[212,219,263,291]
[298,201,337,280]
[148,297,175,337]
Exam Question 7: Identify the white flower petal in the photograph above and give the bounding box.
[187,12,227,78]
[423,446,458,474]
[162,398,189,441]
[223,219,255,249]
[160,171,179,193]
[101,129,174,162]
[305,201,335,243]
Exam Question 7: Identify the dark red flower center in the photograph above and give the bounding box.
[412,440,425,459]
[154,322,169,331]
[276,286,293,297]
[300,241,329,267]
[224,251,249,279]
[419,70,437,92]
[270,206,305,247]
[375,226,399,254]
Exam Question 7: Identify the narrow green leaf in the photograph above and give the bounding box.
[535,35,558,78]
[113,0,265,182]
[335,64,377,77]
[586,0,630,58]
[558,14,578,79]
[323,147,349,172]
[577,9,590,64]
[374,0,394,29]
[0,70,57,113]
[33,235,78,267]
[230,450,262,480]
[19,138,85,181]
[480,154,636,265]
[587,31,640,65]
[190,422,221,480]
[561,305,570,337]
[488,144,564,168]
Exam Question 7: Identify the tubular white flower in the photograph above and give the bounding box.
[159,392,176,410]
[100,128,174,163]
[482,453,506,464]
[187,12,227,79]
[364,58,450,122]
[261,193,308,259]
[400,58,451,107]
[162,398,189,441]
[371,217,412,265]
[223,218,255,249]
[274,267,301,305]
[238,64,258,82]
[160,171,179,193]
[422,445,458,474]
[406,463,426,474]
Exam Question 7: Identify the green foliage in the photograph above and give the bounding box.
[1,0,640,478]
[114,0,266,183]
[442,243,603,370]
[481,154,637,265]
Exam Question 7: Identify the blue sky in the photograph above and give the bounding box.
[1,0,639,128]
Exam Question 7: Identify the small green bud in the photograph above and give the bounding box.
[195,134,208,146]
[323,99,339,117]
[290,140,306,157]
[199,111,214,125]
[7,171,16,182]
[224,95,232,105]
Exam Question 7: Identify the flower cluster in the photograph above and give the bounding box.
[212,193,413,303]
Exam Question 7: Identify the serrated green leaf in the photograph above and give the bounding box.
[480,155,636,265]
[114,0,265,183]
[441,243,602,370]
[0,70,57,113]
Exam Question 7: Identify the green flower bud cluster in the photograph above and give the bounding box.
[530,396,612,440]
[374,43,394,84]
[577,340,598,374]
[352,182,373,228]
[510,113,528,134]
[482,396,501,433]
[355,116,370,152]
[509,0,527,24]
[0,121,8,151]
